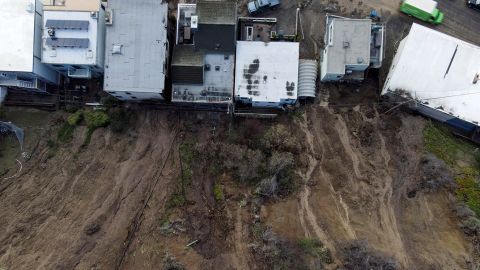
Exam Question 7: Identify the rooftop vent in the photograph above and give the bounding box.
[343,41,350,48]
[26,3,34,13]
[112,44,123,54]
[191,16,198,29]
[357,57,364,64]
[105,9,113,26]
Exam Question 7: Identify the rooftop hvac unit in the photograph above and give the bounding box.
[91,11,98,19]
[105,9,113,25]
[191,16,198,29]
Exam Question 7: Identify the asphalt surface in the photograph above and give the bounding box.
[427,0,480,44]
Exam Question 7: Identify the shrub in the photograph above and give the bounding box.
[82,111,110,147]
[84,110,110,129]
[57,122,75,143]
[261,124,298,152]
[67,110,83,126]
[108,108,133,133]
[298,238,333,264]
[213,182,224,201]
[268,151,294,174]
[456,168,480,216]
[162,252,185,270]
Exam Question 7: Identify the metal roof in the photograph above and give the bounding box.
[104,0,168,94]
[46,37,89,48]
[403,0,437,13]
[382,23,480,125]
[298,60,317,98]
[0,0,36,72]
[235,41,299,104]
[45,19,89,30]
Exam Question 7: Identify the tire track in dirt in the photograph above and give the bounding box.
[296,110,337,256]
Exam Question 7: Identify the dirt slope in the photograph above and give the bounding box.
[263,104,474,269]
[0,104,476,270]
[0,111,180,269]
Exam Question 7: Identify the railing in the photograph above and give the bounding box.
[68,67,92,79]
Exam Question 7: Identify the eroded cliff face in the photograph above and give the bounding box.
[0,105,474,270]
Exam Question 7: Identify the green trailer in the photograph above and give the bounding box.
[400,0,444,24]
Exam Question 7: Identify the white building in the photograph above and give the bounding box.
[42,0,106,79]
[0,0,59,93]
[104,0,168,101]
[320,15,384,82]
[235,41,299,108]
[382,23,480,136]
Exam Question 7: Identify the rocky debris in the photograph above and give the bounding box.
[339,241,398,270]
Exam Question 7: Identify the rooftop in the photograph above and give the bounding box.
[235,41,299,104]
[172,51,234,104]
[172,45,204,67]
[104,0,168,94]
[0,0,36,72]
[382,23,480,125]
[42,8,102,66]
[196,0,236,25]
[238,17,277,42]
[403,0,437,13]
[325,17,372,75]
[43,0,101,12]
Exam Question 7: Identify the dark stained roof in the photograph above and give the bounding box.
[196,0,236,25]
[171,45,204,66]
[171,45,204,84]
[195,24,236,53]
[172,66,204,84]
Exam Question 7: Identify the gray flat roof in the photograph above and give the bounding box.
[325,18,371,75]
[104,0,168,93]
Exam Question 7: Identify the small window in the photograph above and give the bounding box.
[215,66,220,71]
[126,92,131,95]
[108,91,116,94]
[132,96,137,99]
[328,24,334,45]
[246,26,253,41]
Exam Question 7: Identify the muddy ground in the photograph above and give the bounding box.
[1,0,480,269]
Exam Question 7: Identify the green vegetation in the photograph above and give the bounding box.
[57,122,75,143]
[298,238,333,264]
[456,168,480,216]
[67,110,83,126]
[423,121,480,217]
[423,122,477,167]
[213,182,224,201]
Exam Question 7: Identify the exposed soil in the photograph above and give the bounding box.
[1,0,480,269]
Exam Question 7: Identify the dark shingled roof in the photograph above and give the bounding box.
[171,45,204,84]
[196,0,236,25]
[171,45,204,66]
[195,24,236,52]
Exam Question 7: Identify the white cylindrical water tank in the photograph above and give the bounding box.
[298,59,317,98]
